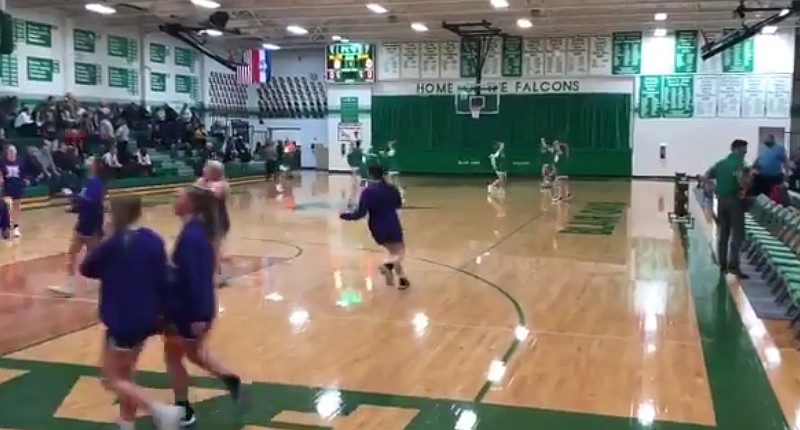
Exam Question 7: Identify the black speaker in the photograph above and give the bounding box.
[207,11,229,30]
[0,12,14,56]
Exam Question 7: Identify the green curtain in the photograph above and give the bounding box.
[371,93,632,176]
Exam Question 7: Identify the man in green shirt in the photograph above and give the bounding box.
[703,139,750,279]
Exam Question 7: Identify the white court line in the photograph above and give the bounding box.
[0,291,98,304]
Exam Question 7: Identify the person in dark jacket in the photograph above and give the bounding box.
[0,144,26,238]
[340,165,410,290]
[79,196,184,430]
[161,186,247,427]
[49,157,106,297]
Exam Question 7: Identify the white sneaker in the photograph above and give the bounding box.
[152,404,183,430]
[48,283,75,298]
[12,227,20,238]
[379,263,395,287]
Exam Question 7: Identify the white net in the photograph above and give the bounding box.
[469,104,481,119]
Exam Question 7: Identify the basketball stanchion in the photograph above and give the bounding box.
[668,172,695,228]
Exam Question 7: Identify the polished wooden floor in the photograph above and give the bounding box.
[0,173,794,429]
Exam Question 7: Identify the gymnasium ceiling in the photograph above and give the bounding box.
[6,0,798,49]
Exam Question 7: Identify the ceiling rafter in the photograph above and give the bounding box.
[6,0,794,49]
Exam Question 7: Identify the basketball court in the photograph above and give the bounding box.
[0,173,795,429]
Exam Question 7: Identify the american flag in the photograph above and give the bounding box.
[236,64,252,85]
[235,48,271,85]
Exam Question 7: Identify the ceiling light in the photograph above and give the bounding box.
[653,28,667,37]
[287,25,309,35]
[262,43,281,50]
[366,3,388,14]
[200,29,222,37]
[411,22,428,32]
[331,35,342,41]
[85,3,117,15]
[780,8,790,16]
[341,38,350,43]
[190,0,220,9]
[516,18,533,29]
[491,0,509,8]
[761,25,778,34]
[654,12,667,21]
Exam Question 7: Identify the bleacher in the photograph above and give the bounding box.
[743,194,800,338]
[4,76,274,202]
[257,75,327,118]
[208,71,249,113]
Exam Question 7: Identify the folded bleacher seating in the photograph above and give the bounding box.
[257,74,327,119]
[743,194,800,337]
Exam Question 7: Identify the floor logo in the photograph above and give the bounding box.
[560,202,626,235]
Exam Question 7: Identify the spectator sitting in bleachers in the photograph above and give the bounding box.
[35,141,60,180]
[14,107,36,137]
[193,124,208,149]
[136,147,153,176]
[53,142,82,193]
[2,90,260,191]
[102,144,123,178]
[23,146,43,183]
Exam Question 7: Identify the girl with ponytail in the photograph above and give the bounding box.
[160,186,247,427]
[340,165,411,290]
[50,156,106,297]
[195,160,232,285]
[79,195,183,430]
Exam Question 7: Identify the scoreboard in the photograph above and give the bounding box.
[325,43,375,83]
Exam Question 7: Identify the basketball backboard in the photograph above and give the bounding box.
[455,88,500,117]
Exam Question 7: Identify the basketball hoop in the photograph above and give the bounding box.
[469,97,484,119]
[469,104,481,119]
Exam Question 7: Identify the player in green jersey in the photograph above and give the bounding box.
[347,141,364,180]
[363,146,381,182]
[488,141,507,193]
[383,140,404,201]
[551,140,571,202]
[540,137,555,190]
[345,141,366,209]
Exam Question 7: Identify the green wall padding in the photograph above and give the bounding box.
[371,94,632,176]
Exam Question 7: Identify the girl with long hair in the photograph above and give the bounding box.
[340,165,410,290]
[162,186,247,427]
[79,196,184,430]
[50,157,106,297]
[195,160,231,285]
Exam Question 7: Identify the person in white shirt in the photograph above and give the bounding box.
[115,120,130,144]
[115,119,131,164]
[102,145,123,178]
[136,148,153,176]
[14,107,36,136]
[99,117,114,141]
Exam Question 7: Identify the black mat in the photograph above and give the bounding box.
[692,188,792,320]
